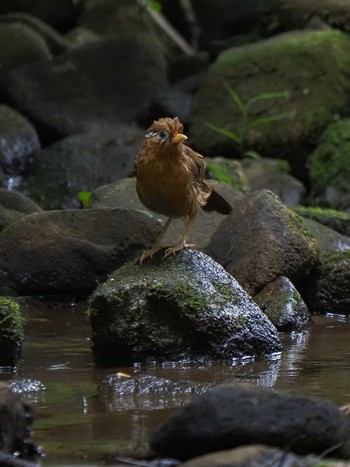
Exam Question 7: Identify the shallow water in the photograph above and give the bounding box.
[1,300,350,465]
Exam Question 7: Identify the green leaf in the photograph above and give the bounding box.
[224,83,244,112]
[203,121,242,143]
[148,0,162,12]
[246,113,289,129]
[78,191,91,208]
[245,91,289,113]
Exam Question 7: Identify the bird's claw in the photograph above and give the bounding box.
[139,247,161,264]
[163,243,195,259]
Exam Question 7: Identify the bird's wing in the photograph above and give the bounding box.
[182,145,206,183]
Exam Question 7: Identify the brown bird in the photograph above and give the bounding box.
[135,117,232,263]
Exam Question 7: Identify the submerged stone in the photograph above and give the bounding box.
[88,249,281,366]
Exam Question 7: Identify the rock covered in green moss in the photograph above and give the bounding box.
[254,276,310,331]
[88,249,281,366]
[189,30,350,172]
[0,298,24,365]
[308,120,350,210]
[294,206,350,237]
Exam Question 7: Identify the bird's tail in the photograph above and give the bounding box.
[201,186,232,215]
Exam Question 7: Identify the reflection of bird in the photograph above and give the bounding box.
[135,117,232,263]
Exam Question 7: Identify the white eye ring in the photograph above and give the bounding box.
[157,130,169,142]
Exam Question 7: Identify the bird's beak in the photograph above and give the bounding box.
[171,133,188,144]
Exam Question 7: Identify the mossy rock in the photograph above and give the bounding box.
[307,119,350,210]
[294,206,350,237]
[88,249,281,366]
[259,0,350,36]
[190,30,350,174]
[206,157,248,192]
[0,297,24,365]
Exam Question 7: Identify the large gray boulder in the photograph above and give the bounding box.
[0,208,159,296]
[88,249,281,366]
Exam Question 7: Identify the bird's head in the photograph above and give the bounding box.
[144,117,188,146]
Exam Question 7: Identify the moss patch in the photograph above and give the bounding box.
[190,29,350,166]
[0,297,24,341]
[308,119,350,207]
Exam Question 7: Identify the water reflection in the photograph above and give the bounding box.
[1,303,350,464]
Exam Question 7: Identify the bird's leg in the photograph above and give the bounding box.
[163,215,195,259]
[140,217,173,263]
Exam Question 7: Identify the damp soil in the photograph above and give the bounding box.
[1,299,350,466]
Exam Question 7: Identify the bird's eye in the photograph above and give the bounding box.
[157,130,169,142]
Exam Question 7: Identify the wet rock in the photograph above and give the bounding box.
[0,22,51,73]
[0,34,167,139]
[0,105,40,185]
[0,208,160,297]
[259,0,350,36]
[189,30,350,176]
[205,190,319,296]
[302,250,350,314]
[91,178,243,249]
[241,158,306,206]
[23,127,143,209]
[0,383,32,454]
[254,276,310,331]
[0,298,23,366]
[294,206,350,238]
[301,217,350,254]
[8,379,45,395]
[0,189,42,232]
[88,249,281,366]
[180,445,313,467]
[102,374,212,411]
[151,383,350,461]
[0,0,77,32]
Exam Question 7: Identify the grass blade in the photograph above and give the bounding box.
[246,113,289,129]
[224,83,245,112]
[245,91,289,113]
[203,121,241,143]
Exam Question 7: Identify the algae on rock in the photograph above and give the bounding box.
[190,30,350,174]
[88,250,281,366]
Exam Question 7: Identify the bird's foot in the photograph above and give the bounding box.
[139,247,162,264]
[163,243,195,259]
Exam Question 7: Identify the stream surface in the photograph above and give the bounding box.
[1,299,350,466]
